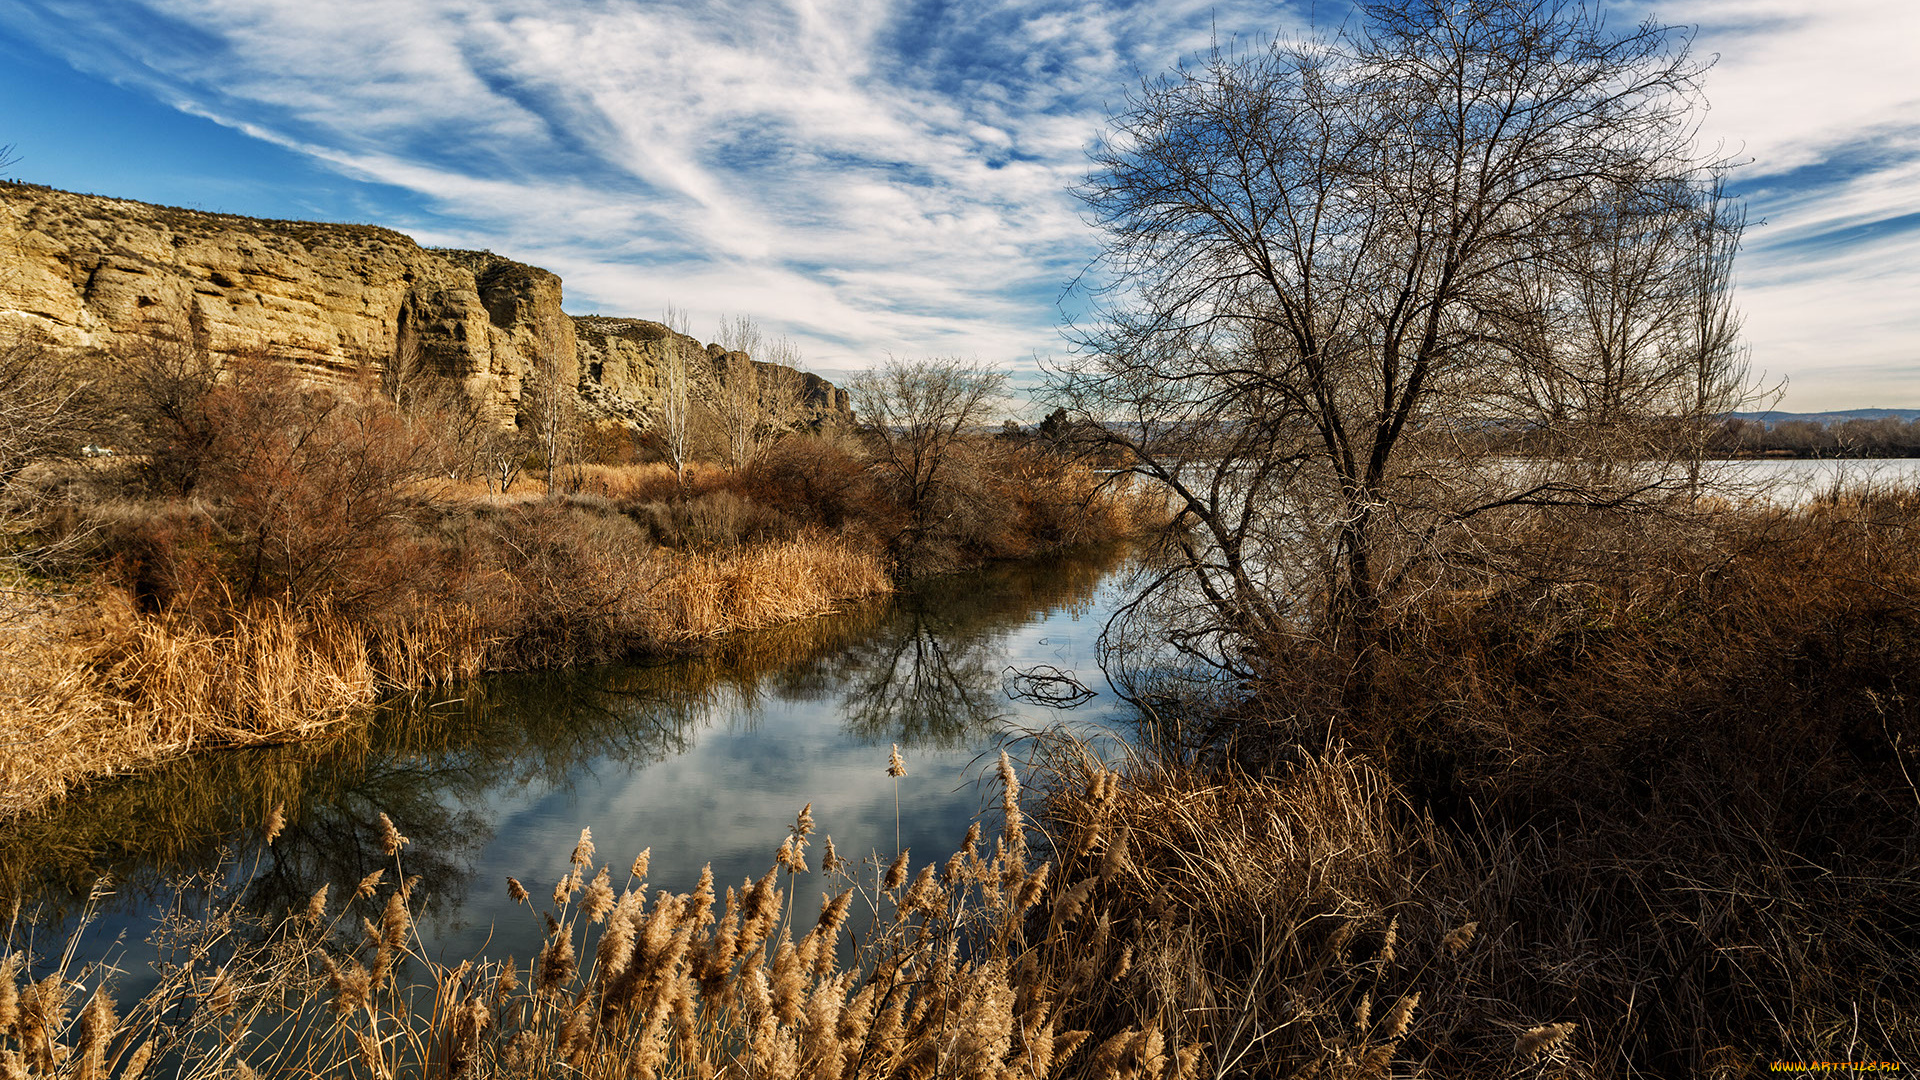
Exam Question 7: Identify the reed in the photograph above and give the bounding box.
[9,730,1902,1077]
[0,528,891,821]
[641,534,892,643]
[0,749,1207,1079]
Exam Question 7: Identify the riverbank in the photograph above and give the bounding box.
[1,491,1914,1074]
[0,529,892,819]
[1181,482,1920,1070]
[1,445,1161,819]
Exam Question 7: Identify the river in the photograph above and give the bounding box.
[8,458,1919,980]
[0,544,1143,984]
[1713,456,1920,501]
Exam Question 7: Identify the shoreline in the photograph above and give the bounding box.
[0,532,895,822]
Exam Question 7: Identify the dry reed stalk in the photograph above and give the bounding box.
[6,732,1721,1078]
[640,536,891,643]
[1515,1021,1577,1058]
[0,592,140,817]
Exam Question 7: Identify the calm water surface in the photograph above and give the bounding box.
[1,545,1142,977]
[1715,457,1920,500]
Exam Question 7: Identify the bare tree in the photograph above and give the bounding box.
[0,333,84,488]
[710,315,811,469]
[522,320,576,499]
[0,331,90,582]
[657,305,699,486]
[1683,171,1751,492]
[710,345,762,471]
[380,327,491,483]
[1051,0,1751,691]
[850,357,1008,569]
[122,326,226,495]
[758,334,811,435]
[478,424,529,495]
[716,313,765,364]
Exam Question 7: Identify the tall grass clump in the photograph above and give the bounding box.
[1197,484,1920,1071]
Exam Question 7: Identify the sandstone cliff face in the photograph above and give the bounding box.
[573,315,851,431]
[0,183,848,434]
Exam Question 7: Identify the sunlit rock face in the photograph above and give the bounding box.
[573,315,852,431]
[0,183,848,431]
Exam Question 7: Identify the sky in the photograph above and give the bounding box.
[0,0,1914,411]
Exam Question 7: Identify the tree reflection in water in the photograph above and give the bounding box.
[0,544,1133,921]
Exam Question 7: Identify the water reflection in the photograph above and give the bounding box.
[0,544,1136,928]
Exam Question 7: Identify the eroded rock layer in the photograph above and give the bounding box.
[0,183,848,431]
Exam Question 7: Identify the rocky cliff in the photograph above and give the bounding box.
[573,315,850,431]
[0,182,849,433]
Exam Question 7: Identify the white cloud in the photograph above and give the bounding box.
[1656,0,1920,408]
[7,0,1912,405]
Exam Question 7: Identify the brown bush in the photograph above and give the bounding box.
[1218,489,1920,1070]
[628,489,803,550]
[738,430,895,538]
[107,353,444,612]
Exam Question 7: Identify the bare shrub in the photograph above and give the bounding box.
[114,351,443,610]
[0,331,105,583]
[849,358,1009,574]
[740,430,895,541]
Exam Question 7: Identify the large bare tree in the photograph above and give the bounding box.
[1051,0,1751,686]
[709,315,811,469]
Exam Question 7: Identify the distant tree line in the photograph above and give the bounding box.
[1711,415,1920,458]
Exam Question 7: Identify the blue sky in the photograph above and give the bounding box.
[1,0,1915,410]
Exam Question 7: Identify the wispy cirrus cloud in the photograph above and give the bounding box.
[1654,0,1920,408]
[1,0,1913,407]
[0,0,1294,379]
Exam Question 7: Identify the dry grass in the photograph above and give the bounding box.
[572,462,734,503]
[0,593,123,819]
[1218,485,1920,1072]
[643,534,894,643]
[0,592,455,820]
[0,532,892,822]
[1033,742,1568,1079]
[6,730,1904,1077]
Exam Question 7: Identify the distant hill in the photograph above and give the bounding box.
[1731,409,1920,426]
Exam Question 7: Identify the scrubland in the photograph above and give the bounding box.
[0,338,1160,818]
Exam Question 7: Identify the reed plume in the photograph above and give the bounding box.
[1515,1021,1577,1058]
[378,812,408,856]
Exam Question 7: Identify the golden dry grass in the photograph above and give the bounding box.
[0,753,1207,1080]
[642,534,893,643]
[0,534,892,822]
[0,593,123,819]
[0,592,413,819]
[573,462,733,503]
[6,732,1906,1076]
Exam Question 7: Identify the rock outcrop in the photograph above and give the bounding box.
[0,182,849,433]
[573,315,850,431]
